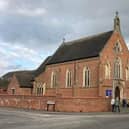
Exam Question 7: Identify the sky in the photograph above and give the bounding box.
[0,0,129,76]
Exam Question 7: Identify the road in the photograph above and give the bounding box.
[0,108,129,129]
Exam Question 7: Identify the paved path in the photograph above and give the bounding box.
[0,108,129,129]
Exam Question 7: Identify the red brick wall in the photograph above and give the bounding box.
[35,57,100,97]
[56,97,111,112]
[100,32,129,80]
[0,95,111,112]
[45,87,98,97]
[99,31,129,98]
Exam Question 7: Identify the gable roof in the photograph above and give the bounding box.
[34,56,52,77]
[48,31,113,65]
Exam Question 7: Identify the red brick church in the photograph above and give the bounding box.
[0,12,129,112]
[33,12,129,100]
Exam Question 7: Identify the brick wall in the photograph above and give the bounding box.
[0,95,111,112]
[45,87,98,97]
[34,57,100,97]
[99,32,129,98]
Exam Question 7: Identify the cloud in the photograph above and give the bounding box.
[16,8,46,16]
[0,0,129,76]
[0,13,72,51]
[0,0,128,45]
[0,41,51,76]
[0,0,8,11]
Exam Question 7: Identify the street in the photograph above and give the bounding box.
[0,108,129,129]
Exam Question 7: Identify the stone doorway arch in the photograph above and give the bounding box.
[113,80,124,100]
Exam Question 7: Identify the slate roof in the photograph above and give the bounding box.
[14,71,35,88]
[1,70,35,89]
[0,79,9,89]
[48,31,113,65]
[34,56,52,77]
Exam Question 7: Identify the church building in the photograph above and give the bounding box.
[33,12,129,102]
[1,13,129,112]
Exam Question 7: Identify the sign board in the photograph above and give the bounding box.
[106,90,112,97]
[47,100,55,105]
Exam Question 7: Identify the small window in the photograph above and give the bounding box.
[114,42,122,53]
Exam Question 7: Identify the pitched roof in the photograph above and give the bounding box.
[14,71,34,88]
[48,31,113,65]
[34,56,52,76]
[0,79,9,89]
[1,70,35,89]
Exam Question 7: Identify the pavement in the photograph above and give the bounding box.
[0,107,129,129]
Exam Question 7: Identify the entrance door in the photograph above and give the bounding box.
[115,86,120,99]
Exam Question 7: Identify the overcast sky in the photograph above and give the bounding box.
[0,0,129,76]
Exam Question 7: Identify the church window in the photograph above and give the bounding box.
[35,82,44,96]
[105,62,110,79]
[83,67,90,87]
[114,41,122,53]
[66,70,72,88]
[51,71,57,88]
[126,66,129,80]
[114,58,122,79]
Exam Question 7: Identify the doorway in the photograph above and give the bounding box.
[115,86,120,99]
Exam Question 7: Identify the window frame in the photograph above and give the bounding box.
[114,41,122,53]
[51,71,57,88]
[66,69,72,88]
[83,67,90,88]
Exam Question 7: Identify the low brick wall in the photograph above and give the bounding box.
[0,95,111,112]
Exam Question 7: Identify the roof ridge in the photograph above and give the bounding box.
[65,30,113,45]
[48,30,114,65]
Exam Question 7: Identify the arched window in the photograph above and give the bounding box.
[114,42,122,53]
[83,67,90,87]
[105,62,110,79]
[126,66,129,80]
[51,71,57,88]
[35,82,46,96]
[114,58,122,79]
[35,82,44,96]
[43,83,46,96]
[66,70,72,88]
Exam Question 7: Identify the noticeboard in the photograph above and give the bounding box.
[105,90,112,97]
